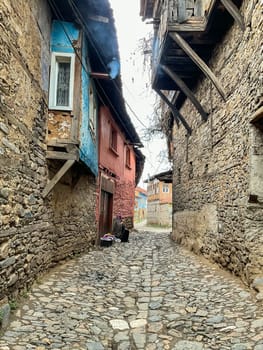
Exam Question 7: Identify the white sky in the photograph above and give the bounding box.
[109,0,171,187]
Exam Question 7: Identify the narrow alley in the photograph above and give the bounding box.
[0,230,262,350]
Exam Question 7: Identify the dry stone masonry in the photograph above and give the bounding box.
[0,0,97,312]
[171,0,263,289]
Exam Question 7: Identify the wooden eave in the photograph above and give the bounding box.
[135,148,146,186]
[145,169,173,184]
[49,0,143,148]
[250,105,263,132]
[140,0,155,20]
[152,0,243,110]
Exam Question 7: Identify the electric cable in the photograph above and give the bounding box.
[48,0,145,142]
[67,0,148,129]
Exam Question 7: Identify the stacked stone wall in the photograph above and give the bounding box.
[52,169,97,262]
[172,0,262,285]
[147,200,159,225]
[0,0,97,304]
[113,179,135,229]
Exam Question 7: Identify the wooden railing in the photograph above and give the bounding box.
[152,0,214,68]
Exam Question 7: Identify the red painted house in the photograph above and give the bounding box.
[97,101,144,236]
[84,2,145,238]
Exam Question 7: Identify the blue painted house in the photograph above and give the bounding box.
[44,0,145,237]
[134,187,147,223]
[0,0,145,303]
[44,0,123,196]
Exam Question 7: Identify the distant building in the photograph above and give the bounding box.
[145,171,172,227]
[134,187,147,223]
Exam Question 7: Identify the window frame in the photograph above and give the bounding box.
[125,146,131,169]
[89,83,97,142]
[110,126,118,155]
[48,52,75,111]
[162,184,169,193]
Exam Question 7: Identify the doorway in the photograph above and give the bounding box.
[99,190,113,237]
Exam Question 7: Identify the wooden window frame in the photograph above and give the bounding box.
[162,184,169,193]
[125,146,131,169]
[89,83,97,141]
[110,126,118,155]
[49,52,75,111]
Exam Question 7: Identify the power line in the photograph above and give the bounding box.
[48,0,145,140]
[67,0,148,130]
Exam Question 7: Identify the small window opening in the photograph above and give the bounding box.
[110,127,117,153]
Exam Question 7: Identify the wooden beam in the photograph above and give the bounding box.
[178,0,187,23]
[46,151,78,160]
[155,89,180,126]
[161,65,208,122]
[155,89,192,135]
[47,139,79,146]
[169,32,226,100]
[194,0,203,16]
[43,160,75,198]
[250,106,263,124]
[220,0,245,31]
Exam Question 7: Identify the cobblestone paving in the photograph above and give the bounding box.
[0,231,262,350]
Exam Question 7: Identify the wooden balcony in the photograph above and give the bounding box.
[146,0,244,112]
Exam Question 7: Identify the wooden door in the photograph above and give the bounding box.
[99,190,113,237]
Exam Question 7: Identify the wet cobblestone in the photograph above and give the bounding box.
[0,231,262,349]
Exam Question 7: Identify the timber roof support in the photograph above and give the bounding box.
[220,0,245,31]
[169,32,226,101]
[155,88,192,135]
[160,64,209,122]
[43,159,75,198]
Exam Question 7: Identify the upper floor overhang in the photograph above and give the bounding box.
[140,0,155,20]
[49,0,143,148]
[140,0,244,113]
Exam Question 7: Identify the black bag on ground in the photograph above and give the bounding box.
[121,229,129,242]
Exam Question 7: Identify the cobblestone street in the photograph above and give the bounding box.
[0,231,262,350]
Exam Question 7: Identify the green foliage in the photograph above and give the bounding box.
[9,300,17,311]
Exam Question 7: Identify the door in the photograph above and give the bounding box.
[99,190,113,237]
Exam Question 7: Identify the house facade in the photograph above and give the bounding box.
[146,171,172,227]
[134,187,147,223]
[140,0,262,287]
[0,0,143,310]
[97,104,144,235]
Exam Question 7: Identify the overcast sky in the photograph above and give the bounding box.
[109,0,171,187]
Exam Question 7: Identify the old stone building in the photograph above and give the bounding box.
[145,171,172,227]
[141,0,262,288]
[0,0,144,316]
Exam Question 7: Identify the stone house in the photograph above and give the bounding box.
[0,0,143,310]
[140,0,262,288]
[145,171,173,227]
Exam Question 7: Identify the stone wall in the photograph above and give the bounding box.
[159,203,172,227]
[171,0,262,286]
[147,200,159,225]
[113,179,135,229]
[0,0,97,306]
[51,164,97,263]
[147,201,172,227]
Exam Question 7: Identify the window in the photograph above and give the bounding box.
[126,147,131,168]
[110,127,118,153]
[162,184,169,193]
[49,52,75,110]
[89,84,97,141]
